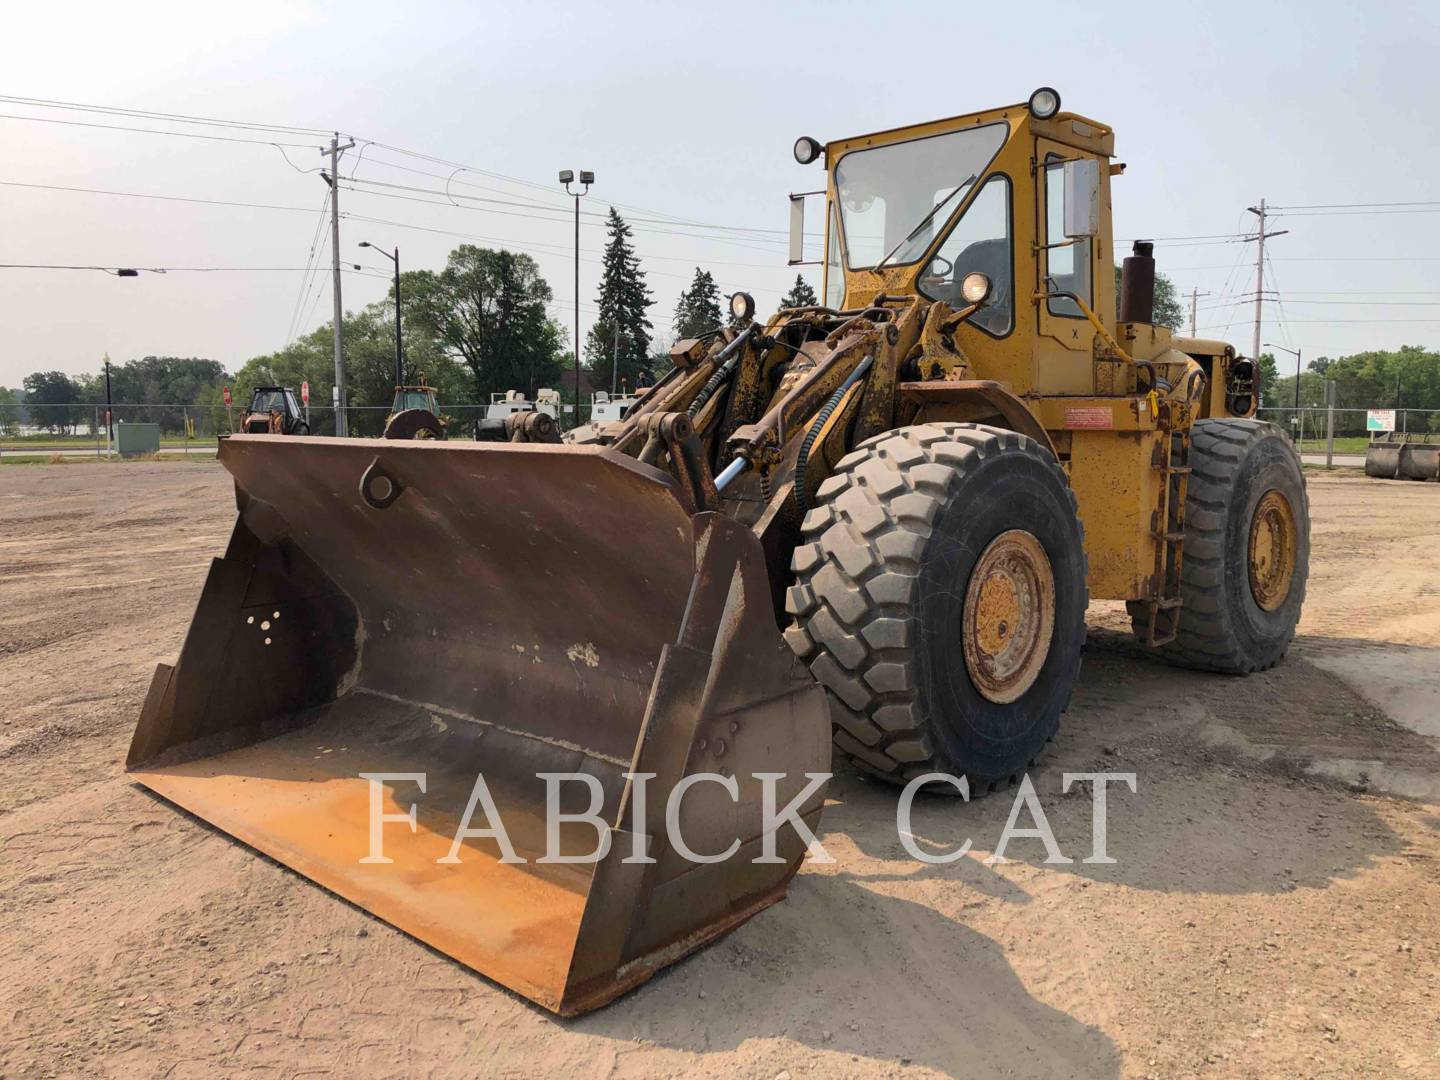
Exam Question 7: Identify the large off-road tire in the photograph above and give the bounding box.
[384,408,445,440]
[785,423,1088,792]
[1127,418,1309,673]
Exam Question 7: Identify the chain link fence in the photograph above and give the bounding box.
[7,400,1432,463]
[1256,406,1440,457]
[1,402,589,460]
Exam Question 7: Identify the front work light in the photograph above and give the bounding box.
[1028,87,1061,120]
[793,136,822,165]
[961,272,992,305]
[729,291,755,323]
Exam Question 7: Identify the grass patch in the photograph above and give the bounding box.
[0,452,218,466]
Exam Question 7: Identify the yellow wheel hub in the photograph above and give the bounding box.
[1248,489,1297,612]
[962,530,1055,704]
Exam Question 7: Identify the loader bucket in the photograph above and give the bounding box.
[1399,442,1440,481]
[1365,441,1400,479]
[127,435,829,1015]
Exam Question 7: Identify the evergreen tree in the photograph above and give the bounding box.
[780,274,819,309]
[672,268,723,339]
[584,208,655,392]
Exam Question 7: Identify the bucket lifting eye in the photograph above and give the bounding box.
[359,458,404,510]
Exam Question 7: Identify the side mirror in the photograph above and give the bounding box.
[789,193,806,265]
[1063,158,1101,238]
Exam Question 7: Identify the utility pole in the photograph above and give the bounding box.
[322,133,355,435]
[1244,198,1288,362]
[103,353,114,458]
[1187,287,1211,337]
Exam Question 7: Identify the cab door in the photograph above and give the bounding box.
[1034,137,1105,395]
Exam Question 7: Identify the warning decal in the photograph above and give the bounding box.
[1065,406,1114,429]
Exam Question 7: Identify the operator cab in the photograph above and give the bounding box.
[789,87,1115,397]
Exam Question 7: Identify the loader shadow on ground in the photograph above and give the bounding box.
[572,872,1122,1079]
[831,625,1428,897]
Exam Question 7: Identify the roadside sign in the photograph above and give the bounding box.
[301,381,310,406]
[223,386,232,406]
[1367,409,1396,432]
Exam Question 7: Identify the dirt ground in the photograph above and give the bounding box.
[2,462,1437,1079]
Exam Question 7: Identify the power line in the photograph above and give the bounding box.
[0,262,385,274]
[0,179,319,213]
[286,190,334,346]
[0,93,333,137]
[1270,200,1440,210]
[337,181,790,252]
[0,111,324,151]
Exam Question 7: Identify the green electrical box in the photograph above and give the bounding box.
[115,423,161,457]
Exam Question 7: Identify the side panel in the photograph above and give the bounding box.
[1066,429,1167,601]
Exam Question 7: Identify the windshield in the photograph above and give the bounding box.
[251,390,287,413]
[834,122,1008,270]
[395,390,435,411]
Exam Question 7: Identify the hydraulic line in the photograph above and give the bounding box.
[687,325,755,419]
[792,354,874,515]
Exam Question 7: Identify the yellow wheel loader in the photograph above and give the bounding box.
[127,88,1308,1015]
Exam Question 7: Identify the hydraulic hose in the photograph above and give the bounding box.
[792,355,874,515]
[687,325,755,419]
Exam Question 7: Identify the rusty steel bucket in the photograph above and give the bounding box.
[127,434,829,1015]
[1399,442,1440,481]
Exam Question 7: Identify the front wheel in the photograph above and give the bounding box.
[785,423,1088,792]
[1127,419,1309,672]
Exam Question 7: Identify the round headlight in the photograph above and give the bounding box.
[729,291,755,323]
[961,272,992,305]
[1028,86,1062,120]
[793,136,822,165]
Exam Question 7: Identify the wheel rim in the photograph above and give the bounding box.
[962,529,1056,704]
[1248,488,1297,612]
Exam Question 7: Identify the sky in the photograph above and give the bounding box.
[2,0,1438,390]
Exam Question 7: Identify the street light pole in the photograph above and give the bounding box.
[361,242,403,386]
[560,169,594,427]
[1265,342,1302,441]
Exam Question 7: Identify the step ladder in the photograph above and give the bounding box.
[1139,431,1191,647]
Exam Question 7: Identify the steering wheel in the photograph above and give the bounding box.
[918,253,954,291]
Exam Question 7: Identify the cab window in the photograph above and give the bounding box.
[1045,155,1092,318]
[824,203,844,308]
[916,176,1013,337]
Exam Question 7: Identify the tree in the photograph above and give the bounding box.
[1112,267,1185,331]
[672,268,723,339]
[405,245,565,404]
[104,356,228,431]
[585,208,655,392]
[21,370,79,433]
[231,297,467,436]
[1256,352,1280,409]
[1266,344,1440,434]
[0,387,19,436]
[780,274,818,309]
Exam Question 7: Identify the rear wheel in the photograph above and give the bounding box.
[384,408,444,440]
[785,423,1088,792]
[1127,418,1309,672]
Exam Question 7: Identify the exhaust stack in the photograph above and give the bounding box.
[1119,240,1156,325]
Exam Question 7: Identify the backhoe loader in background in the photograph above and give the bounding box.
[127,88,1308,1015]
[381,374,446,440]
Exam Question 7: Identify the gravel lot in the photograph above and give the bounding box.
[2,461,1437,1078]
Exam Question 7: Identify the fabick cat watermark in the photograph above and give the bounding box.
[357,770,1136,867]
